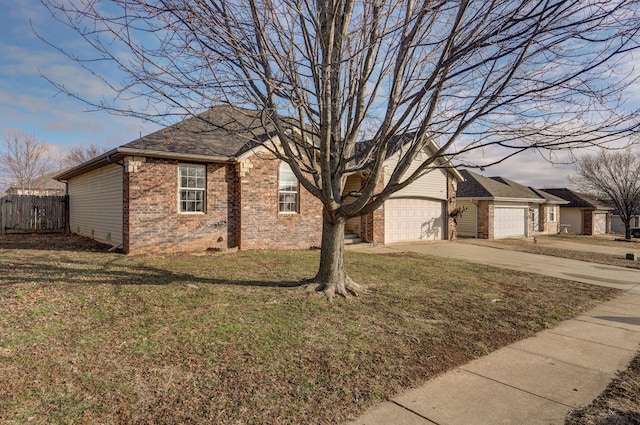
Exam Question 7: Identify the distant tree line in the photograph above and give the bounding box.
[0,129,107,194]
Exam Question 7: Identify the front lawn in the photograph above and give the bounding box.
[566,353,640,424]
[0,235,619,424]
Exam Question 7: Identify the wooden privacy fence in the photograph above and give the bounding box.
[0,194,67,235]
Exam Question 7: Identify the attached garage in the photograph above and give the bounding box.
[384,198,445,243]
[456,170,556,240]
[542,188,613,236]
[494,207,527,239]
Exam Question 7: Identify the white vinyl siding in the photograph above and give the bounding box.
[385,198,445,243]
[456,200,477,237]
[68,164,123,245]
[611,215,640,233]
[384,150,447,200]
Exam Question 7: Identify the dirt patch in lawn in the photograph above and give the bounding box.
[0,233,114,252]
[0,235,621,424]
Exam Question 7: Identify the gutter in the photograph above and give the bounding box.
[56,147,235,181]
[458,196,547,203]
[107,154,125,168]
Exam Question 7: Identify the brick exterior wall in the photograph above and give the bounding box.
[363,172,385,245]
[526,205,534,237]
[446,176,457,241]
[238,155,322,250]
[583,210,593,235]
[539,204,560,234]
[123,172,130,251]
[118,152,457,253]
[124,158,233,254]
[476,200,493,239]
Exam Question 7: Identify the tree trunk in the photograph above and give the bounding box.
[625,221,632,240]
[311,207,363,299]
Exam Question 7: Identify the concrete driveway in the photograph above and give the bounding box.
[358,241,640,292]
[347,240,640,424]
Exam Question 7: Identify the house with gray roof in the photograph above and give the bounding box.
[55,106,462,253]
[542,188,612,235]
[456,170,567,239]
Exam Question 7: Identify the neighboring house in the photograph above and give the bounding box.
[5,176,66,196]
[55,106,462,254]
[542,188,612,235]
[456,170,567,239]
[609,211,639,234]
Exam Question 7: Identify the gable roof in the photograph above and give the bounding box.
[457,170,545,202]
[57,105,463,182]
[56,106,282,180]
[542,188,612,209]
[122,106,275,159]
[355,133,463,181]
[528,187,569,204]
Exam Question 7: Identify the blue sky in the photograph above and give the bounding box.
[0,0,159,154]
[0,0,636,188]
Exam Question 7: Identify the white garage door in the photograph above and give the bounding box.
[594,213,607,234]
[385,198,445,243]
[494,207,527,239]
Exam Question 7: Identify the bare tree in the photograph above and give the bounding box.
[0,130,57,194]
[572,149,640,240]
[38,0,640,298]
[63,144,108,168]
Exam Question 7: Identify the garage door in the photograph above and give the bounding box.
[494,207,527,239]
[385,198,445,243]
[594,213,607,234]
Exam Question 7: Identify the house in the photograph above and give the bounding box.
[55,106,462,254]
[456,170,567,239]
[611,211,640,235]
[542,188,612,235]
[5,176,66,196]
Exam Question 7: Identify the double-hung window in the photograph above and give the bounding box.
[548,205,556,222]
[179,164,206,213]
[278,162,298,213]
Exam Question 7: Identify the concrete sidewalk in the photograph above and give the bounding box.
[345,243,640,424]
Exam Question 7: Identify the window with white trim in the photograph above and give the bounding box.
[179,164,206,213]
[278,162,298,213]
[548,205,556,222]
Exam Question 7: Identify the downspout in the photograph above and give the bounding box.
[107,154,125,169]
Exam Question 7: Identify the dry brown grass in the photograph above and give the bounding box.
[0,234,620,424]
[478,235,640,270]
[565,355,640,425]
